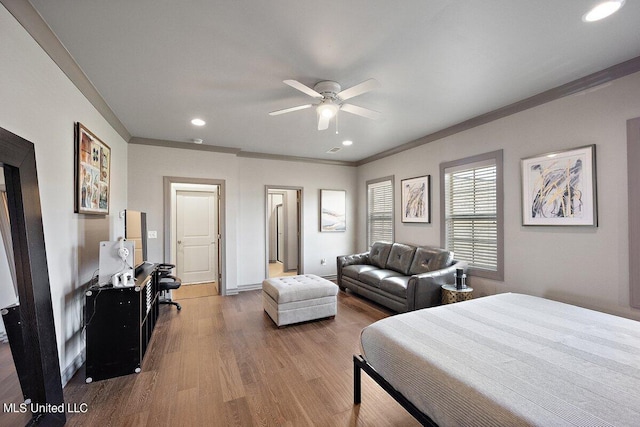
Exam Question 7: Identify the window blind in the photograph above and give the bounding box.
[444,163,497,271]
[367,178,393,246]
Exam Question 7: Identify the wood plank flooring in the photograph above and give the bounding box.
[0,341,32,427]
[172,282,218,300]
[268,261,298,278]
[62,289,420,426]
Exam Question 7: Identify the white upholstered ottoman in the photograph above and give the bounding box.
[262,274,338,327]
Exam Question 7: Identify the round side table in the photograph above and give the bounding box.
[441,284,474,304]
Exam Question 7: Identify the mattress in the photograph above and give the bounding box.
[360,293,640,426]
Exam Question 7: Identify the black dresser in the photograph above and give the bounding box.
[84,263,160,382]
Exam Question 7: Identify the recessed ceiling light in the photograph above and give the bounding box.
[191,118,206,126]
[342,140,353,146]
[583,0,625,22]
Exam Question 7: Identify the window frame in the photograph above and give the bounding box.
[440,150,504,281]
[366,176,394,247]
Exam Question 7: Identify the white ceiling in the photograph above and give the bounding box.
[27,0,640,162]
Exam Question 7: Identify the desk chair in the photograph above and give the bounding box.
[157,263,182,311]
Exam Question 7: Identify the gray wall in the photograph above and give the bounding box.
[127,145,358,292]
[0,5,129,381]
[358,71,640,319]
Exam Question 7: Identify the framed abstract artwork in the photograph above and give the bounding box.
[75,123,110,214]
[320,189,346,232]
[401,175,430,223]
[521,145,597,226]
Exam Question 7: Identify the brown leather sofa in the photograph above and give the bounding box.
[337,242,467,312]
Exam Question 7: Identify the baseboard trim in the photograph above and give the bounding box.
[238,283,262,292]
[236,275,336,293]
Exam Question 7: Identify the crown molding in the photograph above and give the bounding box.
[357,55,640,166]
[129,137,241,154]
[130,136,356,166]
[1,0,131,142]
[237,150,356,167]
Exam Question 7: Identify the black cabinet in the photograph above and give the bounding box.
[85,263,159,382]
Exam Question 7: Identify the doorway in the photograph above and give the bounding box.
[266,186,302,278]
[164,177,225,295]
[176,189,218,284]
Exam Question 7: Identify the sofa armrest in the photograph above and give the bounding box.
[407,260,468,311]
[336,252,370,288]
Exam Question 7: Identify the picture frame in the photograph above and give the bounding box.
[401,175,430,223]
[521,144,597,226]
[75,123,110,215]
[320,189,346,232]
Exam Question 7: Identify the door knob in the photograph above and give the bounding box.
[178,240,182,244]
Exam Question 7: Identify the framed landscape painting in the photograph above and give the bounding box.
[320,189,346,232]
[521,145,597,226]
[401,175,430,223]
[75,123,110,214]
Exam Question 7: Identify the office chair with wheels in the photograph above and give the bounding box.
[157,263,182,310]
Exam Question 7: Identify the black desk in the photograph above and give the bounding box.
[84,263,160,382]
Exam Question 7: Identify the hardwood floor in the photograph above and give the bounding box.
[268,261,298,278]
[173,282,218,299]
[0,341,32,427]
[62,290,420,426]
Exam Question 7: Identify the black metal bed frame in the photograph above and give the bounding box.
[353,354,438,427]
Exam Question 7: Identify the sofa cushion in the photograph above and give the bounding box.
[409,247,454,274]
[379,276,411,298]
[359,269,403,288]
[385,243,417,275]
[428,249,454,271]
[369,242,392,268]
[342,264,378,280]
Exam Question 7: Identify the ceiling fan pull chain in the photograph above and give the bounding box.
[336,113,339,134]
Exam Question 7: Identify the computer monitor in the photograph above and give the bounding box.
[124,210,147,273]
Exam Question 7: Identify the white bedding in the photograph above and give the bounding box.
[360,293,640,426]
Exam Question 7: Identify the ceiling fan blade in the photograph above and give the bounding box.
[340,103,382,120]
[318,114,330,130]
[283,80,323,99]
[268,104,313,116]
[337,78,380,101]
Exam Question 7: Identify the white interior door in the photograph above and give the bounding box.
[176,190,217,284]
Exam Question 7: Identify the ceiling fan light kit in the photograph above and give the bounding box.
[270,78,381,131]
[317,102,338,119]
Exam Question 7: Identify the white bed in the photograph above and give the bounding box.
[357,293,640,426]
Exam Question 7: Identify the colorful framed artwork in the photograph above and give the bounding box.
[75,123,110,215]
[401,175,430,223]
[521,144,597,226]
[320,189,346,232]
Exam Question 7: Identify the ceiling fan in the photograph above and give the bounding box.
[269,79,381,130]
